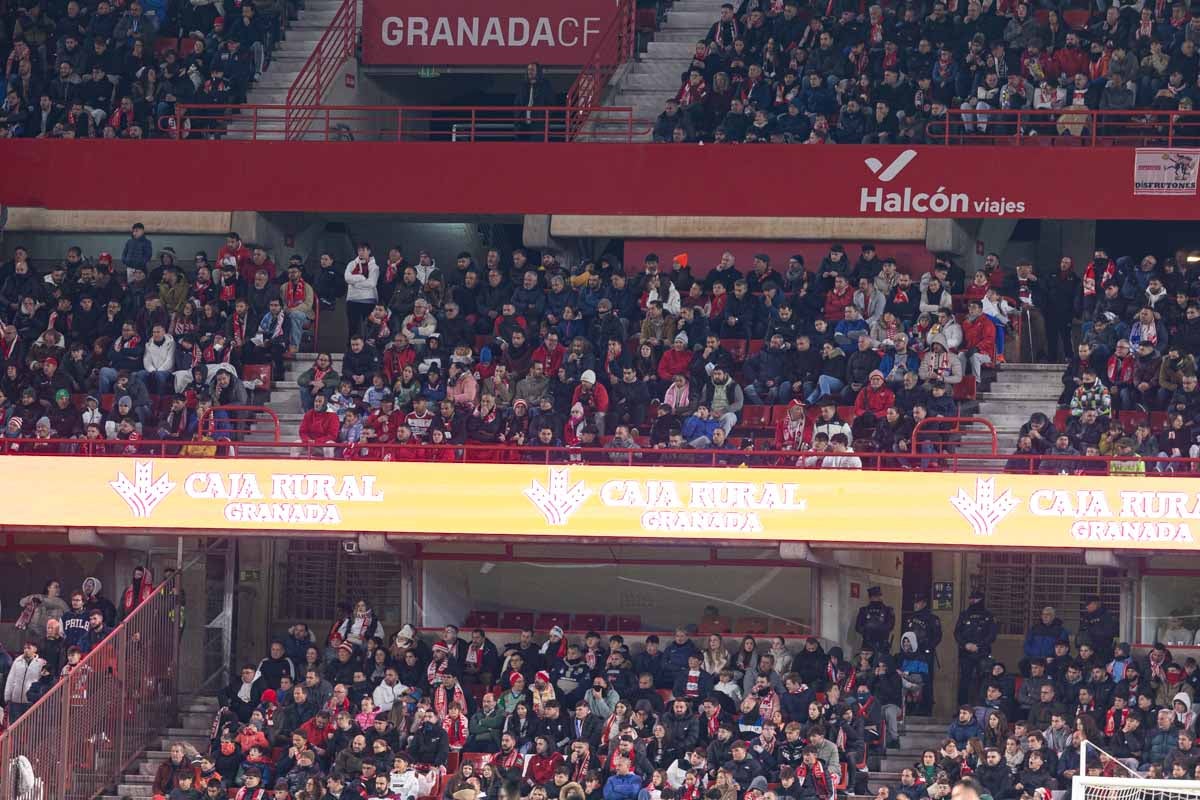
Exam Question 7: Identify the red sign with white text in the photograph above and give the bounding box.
[362,0,619,66]
[5,142,1200,219]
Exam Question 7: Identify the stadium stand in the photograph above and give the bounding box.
[11,571,1193,800]
[642,0,1200,144]
[3,231,1200,474]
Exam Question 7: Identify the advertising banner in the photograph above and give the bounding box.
[361,0,619,66]
[1133,148,1200,196]
[9,457,1200,551]
[8,141,1200,219]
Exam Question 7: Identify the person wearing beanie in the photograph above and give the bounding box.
[571,368,609,436]
[657,333,694,391]
[851,369,895,438]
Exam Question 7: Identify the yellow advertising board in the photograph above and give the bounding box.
[7,456,1200,550]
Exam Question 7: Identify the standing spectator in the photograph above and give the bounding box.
[1077,595,1118,664]
[4,641,46,720]
[954,590,997,706]
[344,243,380,344]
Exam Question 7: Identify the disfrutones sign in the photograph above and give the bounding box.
[8,456,1200,551]
[362,0,619,66]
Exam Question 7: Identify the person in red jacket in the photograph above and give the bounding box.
[960,300,997,380]
[823,276,855,322]
[298,394,339,456]
[773,399,814,456]
[572,370,610,435]
[657,333,694,384]
[853,370,894,423]
[1053,33,1090,84]
[532,331,566,378]
[525,735,564,789]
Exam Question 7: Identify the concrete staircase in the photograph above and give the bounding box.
[869,716,950,794]
[225,0,347,140]
[977,363,1065,453]
[100,695,218,800]
[268,352,345,442]
[597,0,717,140]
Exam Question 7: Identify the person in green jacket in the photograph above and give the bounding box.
[297,352,341,411]
[466,692,505,753]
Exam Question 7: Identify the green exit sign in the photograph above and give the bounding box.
[417,67,441,78]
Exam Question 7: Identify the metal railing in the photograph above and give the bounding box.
[285,0,357,140]
[0,571,183,800]
[0,434,1196,475]
[565,0,637,139]
[927,107,1200,146]
[159,104,648,142]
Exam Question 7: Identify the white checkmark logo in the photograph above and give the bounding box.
[863,149,917,182]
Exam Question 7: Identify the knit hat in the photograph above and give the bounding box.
[432,642,450,655]
[36,416,50,429]
[508,671,525,685]
[580,370,596,384]
[549,625,564,639]
[261,689,278,704]
[868,370,885,381]
[55,389,70,402]
[43,356,58,369]
[674,332,689,346]
[535,670,551,684]
[337,641,354,654]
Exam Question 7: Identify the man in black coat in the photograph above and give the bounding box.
[1076,595,1118,664]
[514,62,555,140]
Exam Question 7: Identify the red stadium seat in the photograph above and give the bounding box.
[721,339,747,363]
[535,612,571,631]
[769,619,807,634]
[573,612,605,632]
[736,616,769,633]
[838,405,858,422]
[608,615,642,632]
[1063,8,1089,27]
[1118,410,1148,431]
[464,610,499,628]
[769,404,791,423]
[1150,411,1168,430]
[741,406,773,428]
[500,611,533,630]
[698,616,734,633]
[746,339,764,355]
[461,753,493,771]
[446,753,461,774]
[100,394,115,412]
[953,375,976,401]
[1054,409,1071,430]
[242,363,272,392]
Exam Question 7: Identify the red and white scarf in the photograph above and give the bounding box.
[434,683,467,719]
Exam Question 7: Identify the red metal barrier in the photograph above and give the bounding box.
[285,0,358,140]
[927,108,1200,146]
[0,572,182,800]
[0,432,1195,476]
[162,104,647,142]
[565,0,637,140]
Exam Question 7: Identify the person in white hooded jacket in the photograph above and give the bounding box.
[344,243,380,344]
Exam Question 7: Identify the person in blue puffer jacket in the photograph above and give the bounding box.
[1022,606,1070,675]
[602,756,642,800]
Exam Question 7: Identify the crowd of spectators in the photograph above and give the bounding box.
[9,227,1200,471]
[1,568,154,720]
[651,0,1200,144]
[297,242,989,464]
[0,0,287,139]
[114,581,1200,800]
[0,226,320,450]
[995,245,1200,473]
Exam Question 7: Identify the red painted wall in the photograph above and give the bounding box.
[623,240,936,279]
[1,141,1196,219]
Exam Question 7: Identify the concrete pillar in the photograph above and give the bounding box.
[925,219,977,265]
[817,567,843,645]
[1035,220,1096,276]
